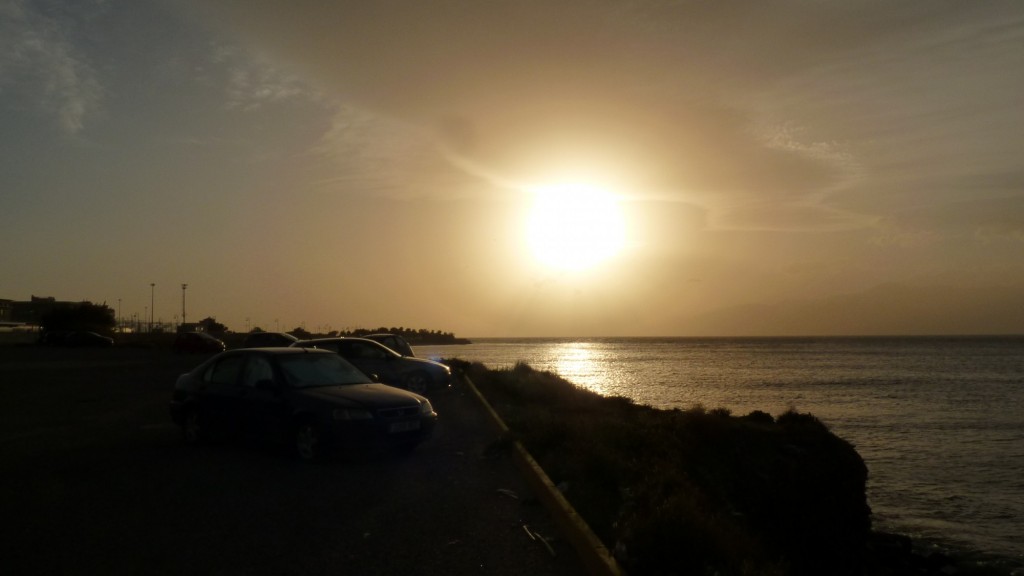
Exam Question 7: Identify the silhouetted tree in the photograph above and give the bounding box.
[198,317,228,334]
[337,325,469,344]
[41,301,115,335]
[291,326,312,339]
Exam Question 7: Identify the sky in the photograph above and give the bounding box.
[2,0,1023,337]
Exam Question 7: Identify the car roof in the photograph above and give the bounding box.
[180,331,219,338]
[245,331,298,339]
[293,337,381,346]
[232,347,335,355]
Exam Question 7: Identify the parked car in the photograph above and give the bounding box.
[40,330,114,348]
[291,337,451,395]
[169,347,437,459]
[242,331,298,348]
[172,331,226,354]
[362,333,415,357]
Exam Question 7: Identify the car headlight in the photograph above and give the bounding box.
[333,408,373,420]
[419,399,435,416]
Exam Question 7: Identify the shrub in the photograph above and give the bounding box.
[468,362,870,576]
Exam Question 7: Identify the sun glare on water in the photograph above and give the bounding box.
[526,182,626,272]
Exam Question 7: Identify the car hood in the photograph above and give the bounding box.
[299,383,423,409]
[401,356,448,370]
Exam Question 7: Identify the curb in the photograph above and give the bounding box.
[462,375,624,576]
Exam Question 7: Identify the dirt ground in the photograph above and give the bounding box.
[0,345,585,575]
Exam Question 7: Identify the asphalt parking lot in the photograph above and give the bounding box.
[0,345,585,575]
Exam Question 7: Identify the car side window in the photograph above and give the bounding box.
[204,355,245,386]
[242,356,275,388]
[352,341,386,359]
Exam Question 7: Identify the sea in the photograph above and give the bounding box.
[414,336,1024,568]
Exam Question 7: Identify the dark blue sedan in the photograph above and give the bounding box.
[170,347,437,460]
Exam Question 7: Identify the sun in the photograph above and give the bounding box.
[525,182,626,272]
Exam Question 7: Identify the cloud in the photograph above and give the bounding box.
[207,43,322,111]
[305,104,451,198]
[188,1,1024,234]
[878,195,1024,245]
[0,0,103,134]
[749,3,1024,234]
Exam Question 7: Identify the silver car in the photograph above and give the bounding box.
[291,337,451,395]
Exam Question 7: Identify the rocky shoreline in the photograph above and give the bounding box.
[456,359,1022,576]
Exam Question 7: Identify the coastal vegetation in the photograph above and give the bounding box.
[247,326,470,345]
[454,360,1016,576]
[339,326,471,345]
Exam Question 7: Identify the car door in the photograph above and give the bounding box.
[343,340,398,385]
[199,353,247,435]
[237,354,288,441]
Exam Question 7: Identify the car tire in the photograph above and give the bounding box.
[293,420,321,461]
[182,407,206,445]
[397,440,420,455]
[404,371,430,395]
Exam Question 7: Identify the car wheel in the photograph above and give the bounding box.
[182,407,206,445]
[397,440,420,455]
[404,372,430,395]
[293,421,321,461]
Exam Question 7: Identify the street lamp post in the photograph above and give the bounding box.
[181,283,188,329]
[150,283,155,333]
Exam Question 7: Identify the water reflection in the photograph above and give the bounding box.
[549,342,610,396]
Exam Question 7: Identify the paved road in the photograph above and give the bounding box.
[0,346,586,575]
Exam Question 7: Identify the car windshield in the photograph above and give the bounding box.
[277,354,372,388]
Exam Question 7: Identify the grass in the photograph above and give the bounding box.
[451,359,871,576]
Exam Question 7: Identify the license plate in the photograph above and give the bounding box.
[389,420,420,433]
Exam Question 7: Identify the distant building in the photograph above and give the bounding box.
[1,295,105,328]
[0,296,121,335]
[9,296,64,325]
